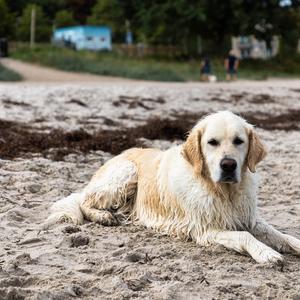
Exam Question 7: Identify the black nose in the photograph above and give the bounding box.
[220,158,237,172]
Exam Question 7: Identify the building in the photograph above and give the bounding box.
[231,35,279,59]
[53,26,112,51]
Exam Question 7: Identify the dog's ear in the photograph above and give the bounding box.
[181,129,203,175]
[247,129,267,173]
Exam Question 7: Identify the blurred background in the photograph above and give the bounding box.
[1,0,300,81]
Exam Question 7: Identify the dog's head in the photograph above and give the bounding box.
[182,111,266,184]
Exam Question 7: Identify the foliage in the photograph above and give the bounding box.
[277,8,300,53]
[12,44,186,81]
[0,63,22,81]
[64,0,96,24]
[54,10,76,28]
[87,0,123,29]
[11,43,300,82]
[16,4,52,42]
[0,0,14,38]
[134,0,205,51]
[3,0,300,54]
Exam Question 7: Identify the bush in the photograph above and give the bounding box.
[0,63,22,81]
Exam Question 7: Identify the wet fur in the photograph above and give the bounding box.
[46,111,300,264]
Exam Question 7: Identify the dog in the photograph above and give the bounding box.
[46,111,300,263]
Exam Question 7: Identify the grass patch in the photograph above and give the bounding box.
[12,44,187,81]
[0,62,22,81]
[11,43,300,81]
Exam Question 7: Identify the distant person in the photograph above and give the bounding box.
[200,56,211,81]
[224,50,239,81]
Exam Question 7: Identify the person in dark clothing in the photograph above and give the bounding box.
[224,50,239,81]
[200,56,211,81]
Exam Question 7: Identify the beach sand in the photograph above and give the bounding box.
[0,80,299,299]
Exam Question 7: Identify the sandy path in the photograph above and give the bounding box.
[0,81,299,299]
[0,58,132,83]
[2,58,300,89]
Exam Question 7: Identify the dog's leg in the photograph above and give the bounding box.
[203,230,284,264]
[80,158,137,226]
[251,218,300,255]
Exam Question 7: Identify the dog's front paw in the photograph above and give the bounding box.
[285,235,300,254]
[255,248,284,265]
[59,214,73,224]
[95,210,119,226]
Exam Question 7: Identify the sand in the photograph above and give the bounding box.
[0,80,299,300]
[0,59,132,83]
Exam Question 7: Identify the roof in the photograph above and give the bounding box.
[55,25,111,34]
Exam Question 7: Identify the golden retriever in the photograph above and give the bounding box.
[46,111,300,263]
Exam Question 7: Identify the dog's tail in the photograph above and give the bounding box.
[42,193,84,230]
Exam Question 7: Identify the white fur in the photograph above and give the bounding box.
[45,159,137,227]
[46,111,300,264]
[83,159,137,210]
[157,146,258,242]
[199,111,250,183]
[43,193,84,229]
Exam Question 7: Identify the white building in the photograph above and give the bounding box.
[53,25,112,51]
[231,35,279,59]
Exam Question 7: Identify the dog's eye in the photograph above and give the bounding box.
[233,137,244,145]
[208,139,219,146]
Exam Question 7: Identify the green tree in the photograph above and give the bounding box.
[65,0,96,24]
[0,0,14,37]
[5,0,300,54]
[196,0,245,54]
[54,10,76,28]
[87,0,124,37]
[237,1,300,54]
[5,0,28,16]
[36,0,67,20]
[134,0,205,53]
[277,8,300,53]
[16,4,52,42]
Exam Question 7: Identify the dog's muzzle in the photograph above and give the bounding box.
[219,158,237,183]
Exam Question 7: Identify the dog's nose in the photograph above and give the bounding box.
[220,158,237,172]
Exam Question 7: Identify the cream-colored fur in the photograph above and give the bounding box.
[46,111,300,264]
